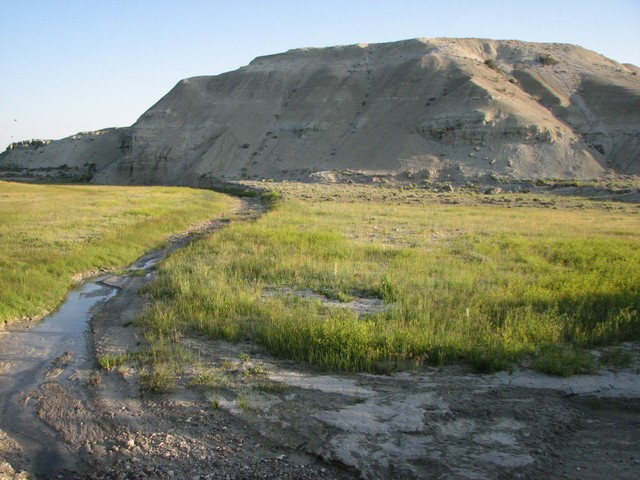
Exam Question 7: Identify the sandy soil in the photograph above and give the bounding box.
[1,198,639,479]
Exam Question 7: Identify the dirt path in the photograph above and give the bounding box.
[1,197,639,479]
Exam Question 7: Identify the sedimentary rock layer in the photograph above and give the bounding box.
[2,38,639,184]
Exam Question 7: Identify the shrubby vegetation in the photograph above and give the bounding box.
[538,53,560,66]
[140,184,640,373]
[484,58,500,72]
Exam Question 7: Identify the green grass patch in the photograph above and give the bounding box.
[0,180,235,325]
[139,184,640,374]
[98,353,134,370]
[236,389,253,411]
[189,369,228,388]
[140,363,177,394]
[598,347,634,369]
[532,346,596,376]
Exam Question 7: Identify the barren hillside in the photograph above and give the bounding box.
[2,38,639,185]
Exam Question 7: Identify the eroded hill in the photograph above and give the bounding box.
[2,38,639,185]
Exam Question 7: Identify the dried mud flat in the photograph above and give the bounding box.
[1,199,639,479]
[3,332,639,480]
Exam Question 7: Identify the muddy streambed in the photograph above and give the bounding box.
[0,198,262,478]
[0,280,117,475]
[0,233,188,478]
[1,197,640,479]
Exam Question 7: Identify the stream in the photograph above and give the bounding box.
[0,280,117,476]
[0,198,263,478]
[1,238,203,477]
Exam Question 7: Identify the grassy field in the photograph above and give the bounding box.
[140,183,640,375]
[0,181,235,325]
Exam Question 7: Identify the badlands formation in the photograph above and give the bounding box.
[1,37,639,185]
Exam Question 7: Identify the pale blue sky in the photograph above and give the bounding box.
[1,0,639,151]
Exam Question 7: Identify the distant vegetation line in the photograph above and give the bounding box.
[139,183,640,375]
[0,181,234,325]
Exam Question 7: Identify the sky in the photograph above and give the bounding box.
[1,0,639,151]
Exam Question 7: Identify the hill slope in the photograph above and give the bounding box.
[2,38,639,185]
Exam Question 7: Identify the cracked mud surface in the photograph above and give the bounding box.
[1,198,639,479]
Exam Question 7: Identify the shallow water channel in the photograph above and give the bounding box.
[0,199,262,478]
[0,279,117,476]
[0,249,166,476]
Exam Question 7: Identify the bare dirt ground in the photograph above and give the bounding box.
[1,198,639,479]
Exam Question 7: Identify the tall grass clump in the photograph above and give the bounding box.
[0,181,235,325]
[141,185,640,374]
